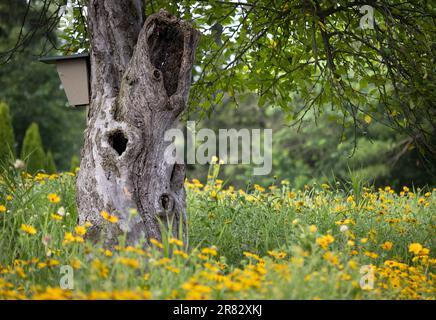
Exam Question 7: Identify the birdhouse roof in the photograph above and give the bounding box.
[39,53,89,64]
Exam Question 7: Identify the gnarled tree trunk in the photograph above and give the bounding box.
[76,1,199,246]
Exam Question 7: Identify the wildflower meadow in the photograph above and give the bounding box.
[0,163,434,300]
[1,1,435,307]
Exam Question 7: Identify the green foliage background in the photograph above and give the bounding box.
[188,94,434,189]
[0,0,86,170]
[0,101,16,165]
[45,150,57,174]
[20,123,47,174]
[0,1,434,187]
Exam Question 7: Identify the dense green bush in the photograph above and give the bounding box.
[0,101,16,165]
[69,154,80,172]
[20,123,46,174]
[45,150,57,174]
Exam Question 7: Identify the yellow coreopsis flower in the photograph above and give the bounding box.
[71,259,81,269]
[348,259,358,270]
[418,248,430,256]
[116,257,140,269]
[150,238,164,249]
[201,247,218,256]
[100,210,119,223]
[287,191,296,199]
[243,251,261,261]
[174,249,189,259]
[165,266,180,273]
[254,184,265,192]
[47,193,61,203]
[91,259,109,278]
[51,213,63,221]
[316,234,335,250]
[169,238,183,247]
[267,250,287,259]
[104,249,113,257]
[62,232,84,245]
[0,205,6,213]
[323,251,339,265]
[20,224,37,235]
[47,259,60,267]
[364,251,378,259]
[381,241,393,251]
[408,243,423,255]
[309,225,317,233]
[74,225,87,236]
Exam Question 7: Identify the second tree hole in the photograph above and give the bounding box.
[160,193,173,211]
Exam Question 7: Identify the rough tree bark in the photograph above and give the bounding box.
[76,0,199,246]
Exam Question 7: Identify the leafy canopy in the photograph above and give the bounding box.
[3,1,435,159]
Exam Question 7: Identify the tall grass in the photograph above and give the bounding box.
[0,164,434,299]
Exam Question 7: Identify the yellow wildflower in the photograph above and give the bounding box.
[51,213,63,221]
[62,232,84,245]
[267,250,287,259]
[165,266,180,274]
[408,243,423,255]
[316,234,335,249]
[103,249,113,257]
[348,260,358,270]
[323,251,339,265]
[150,238,164,249]
[116,257,140,269]
[287,191,296,199]
[47,193,61,203]
[173,250,189,259]
[309,225,317,233]
[169,238,183,247]
[100,210,119,223]
[381,241,393,251]
[201,247,218,256]
[20,224,37,235]
[71,259,81,269]
[254,184,265,192]
[364,251,378,259]
[74,225,87,236]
